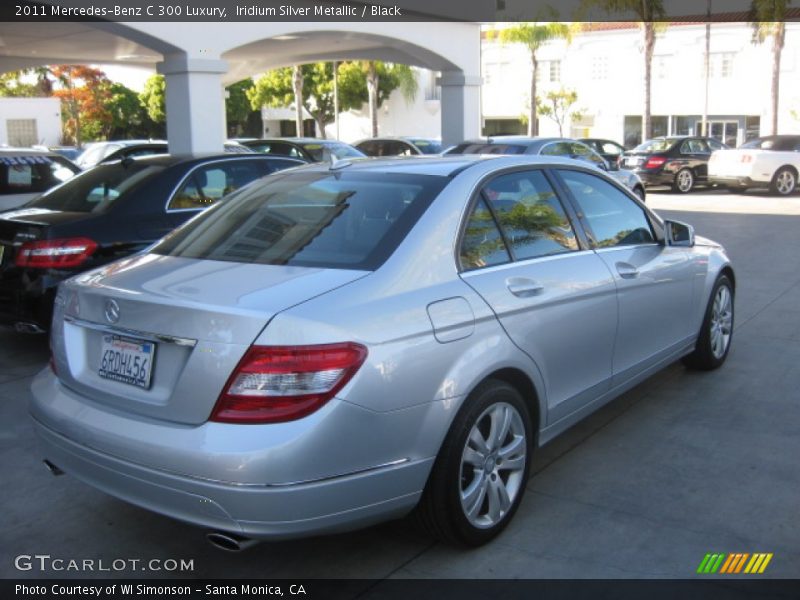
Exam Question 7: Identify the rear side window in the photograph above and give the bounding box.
[27,163,165,213]
[168,161,264,210]
[460,197,511,271]
[153,171,447,270]
[483,170,578,261]
[558,170,655,248]
[0,155,78,195]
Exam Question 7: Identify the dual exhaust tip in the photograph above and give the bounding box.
[44,460,257,553]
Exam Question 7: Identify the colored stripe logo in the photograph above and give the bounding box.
[697,553,773,574]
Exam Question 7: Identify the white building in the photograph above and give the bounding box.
[0,97,62,147]
[481,21,800,146]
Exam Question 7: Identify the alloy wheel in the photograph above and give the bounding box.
[710,285,733,359]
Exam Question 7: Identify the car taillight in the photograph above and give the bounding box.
[211,342,368,424]
[644,156,667,169]
[740,154,753,163]
[15,238,98,269]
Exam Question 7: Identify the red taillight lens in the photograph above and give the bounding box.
[15,238,98,269]
[211,342,368,424]
[644,156,667,169]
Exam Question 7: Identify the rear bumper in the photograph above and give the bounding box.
[29,369,442,539]
[623,169,673,187]
[707,175,755,188]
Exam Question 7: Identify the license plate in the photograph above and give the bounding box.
[625,157,642,166]
[98,335,155,389]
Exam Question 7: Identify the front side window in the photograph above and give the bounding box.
[154,171,446,270]
[169,161,264,210]
[460,197,510,271]
[483,170,578,261]
[569,142,606,167]
[558,169,655,248]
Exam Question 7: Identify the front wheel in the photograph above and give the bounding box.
[414,380,532,546]
[672,168,695,193]
[683,275,734,370]
[770,167,797,196]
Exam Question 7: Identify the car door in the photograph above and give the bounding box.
[680,138,711,180]
[458,168,618,423]
[555,168,698,385]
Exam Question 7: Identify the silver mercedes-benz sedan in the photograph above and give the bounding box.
[30,155,735,548]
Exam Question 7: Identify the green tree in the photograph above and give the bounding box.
[225,79,257,136]
[536,88,585,136]
[493,15,572,136]
[139,74,166,124]
[580,1,667,142]
[105,82,154,139]
[750,0,791,135]
[0,71,41,97]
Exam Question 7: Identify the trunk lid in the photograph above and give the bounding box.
[51,253,368,424]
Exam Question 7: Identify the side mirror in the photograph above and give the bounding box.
[664,220,695,247]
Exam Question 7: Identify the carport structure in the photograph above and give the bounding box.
[0,19,482,149]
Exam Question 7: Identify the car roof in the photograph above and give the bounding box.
[103,153,295,168]
[283,154,607,177]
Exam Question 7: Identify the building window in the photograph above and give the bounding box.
[549,60,561,82]
[709,53,734,78]
[592,57,608,80]
[6,119,38,146]
[425,70,441,101]
[535,60,561,84]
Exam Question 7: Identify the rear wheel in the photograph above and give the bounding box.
[683,275,734,370]
[672,168,695,193]
[770,167,797,196]
[414,380,532,546]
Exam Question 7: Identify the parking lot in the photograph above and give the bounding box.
[1,188,799,582]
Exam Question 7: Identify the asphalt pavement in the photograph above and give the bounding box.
[1,188,799,583]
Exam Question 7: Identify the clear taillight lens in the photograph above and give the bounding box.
[211,342,368,424]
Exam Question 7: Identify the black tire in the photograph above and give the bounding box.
[672,168,695,193]
[769,167,797,196]
[682,275,734,370]
[413,379,532,546]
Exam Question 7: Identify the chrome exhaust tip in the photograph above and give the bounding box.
[43,459,65,476]
[206,532,260,552]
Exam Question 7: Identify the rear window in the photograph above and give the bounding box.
[27,162,165,213]
[633,139,676,153]
[740,137,800,151]
[300,143,365,162]
[448,143,528,155]
[0,155,79,196]
[152,171,447,270]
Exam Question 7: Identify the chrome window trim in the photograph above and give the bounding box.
[63,315,197,348]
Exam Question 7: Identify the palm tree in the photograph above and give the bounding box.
[582,1,666,142]
[750,0,790,135]
[497,20,572,136]
[292,65,304,136]
[702,0,712,137]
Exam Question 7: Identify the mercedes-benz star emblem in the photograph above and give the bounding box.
[104,299,120,324]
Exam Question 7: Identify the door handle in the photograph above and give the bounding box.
[506,277,544,297]
[616,262,639,279]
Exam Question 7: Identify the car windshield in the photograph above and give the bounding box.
[27,162,165,213]
[300,143,365,162]
[0,155,79,196]
[152,171,447,270]
[740,137,799,151]
[409,139,443,154]
[633,139,676,153]
[448,143,527,155]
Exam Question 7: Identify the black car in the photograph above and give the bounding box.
[355,137,443,156]
[445,136,646,200]
[239,138,366,162]
[77,141,253,169]
[0,154,302,332]
[619,136,728,193]
[579,138,627,165]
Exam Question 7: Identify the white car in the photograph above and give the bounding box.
[0,149,81,212]
[708,135,800,195]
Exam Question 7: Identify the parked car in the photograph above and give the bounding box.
[239,138,366,162]
[32,145,82,162]
[619,136,727,193]
[78,141,255,169]
[75,140,168,169]
[708,135,800,195]
[1,148,81,212]
[0,154,302,332]
[579,138,627,165]
[446,136,646,200]
[355,137,443,156]
[31,155,734,548]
